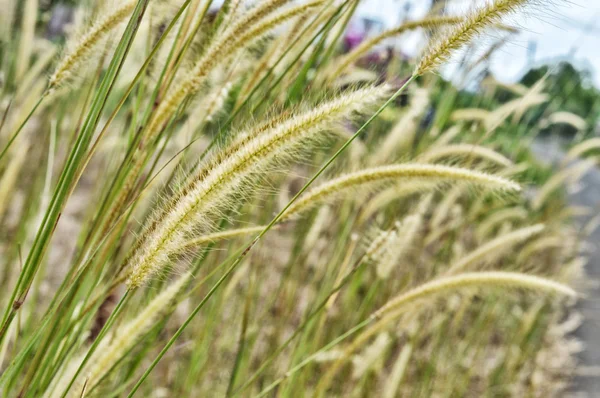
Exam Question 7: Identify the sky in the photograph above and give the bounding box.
[356,0,600,87]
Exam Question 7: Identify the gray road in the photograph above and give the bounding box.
[531,138,600,395]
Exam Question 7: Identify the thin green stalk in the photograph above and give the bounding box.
[0,98,13,137]
[78,0,193,238]
[0,8,152,393]
[0,0,152,345]
[255,319,372,397]
[258,1,347,110]
[126,254,243,397]
[0,91,48,162]
[319,0,358,67]
[234,254,368,394]
[137,0,348,184]
[84,0,208,257]
[81,0,198,251]
[59,290,131,398]
[226,275,253,397]
[256,75,416,238]
[127,75,416,395]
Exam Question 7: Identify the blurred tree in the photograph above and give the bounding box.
[521,62,600,137]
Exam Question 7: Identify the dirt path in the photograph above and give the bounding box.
[531,137,600,394]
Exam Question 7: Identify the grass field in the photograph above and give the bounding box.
[0,0,597,396]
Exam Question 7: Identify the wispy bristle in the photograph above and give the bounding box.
[416,0,532,75]
[125,86,387,288]
[49,0,136,89]
[372,271,575,320]
[418,144,513,167]
[282,163,520,219]
[446,224,545,274]
[144,0,321,147]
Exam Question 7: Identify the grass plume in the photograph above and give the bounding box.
[327,16,462,80]
[125,86,387,288]
[416,0,532,75]
[283,164,520,219]
[49,0,137,89]
[0,1,585,396]
[372,271,575,320]
[446,224,545,274]
[418,144,513,167]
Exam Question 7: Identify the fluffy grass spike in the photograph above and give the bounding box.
[416,0,532,75]
[125,86,387,288]
[282,164,520,219]
[49,0,137,89]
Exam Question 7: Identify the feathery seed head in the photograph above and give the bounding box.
[176,225,270,252]
[543,111,587,131]
[415,0,533,75]
[357,181,438,225]
[418,144,513,167]
[374,87,430,163]
[371,271,575,320]
[365,226,399,264]
[477,206,528,238]
[563,137,600,165]
[371,214,423,279]
[145,0,321,146]
[446,224,545,274]
[532,161,594,210]
[450,108,491,123]
[517,235,569,264]
[70,274,190,395]
[282,163,520,219]
[49,0,137,89]
[327,16,462,80]
[125,86,388,288]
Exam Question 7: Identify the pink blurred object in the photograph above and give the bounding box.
[344,20,366,50]
[344,17,385,51]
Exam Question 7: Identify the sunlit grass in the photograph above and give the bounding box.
[0,0,591,396]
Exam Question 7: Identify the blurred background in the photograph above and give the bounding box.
[355,0,600,87]
[342,0,600,394]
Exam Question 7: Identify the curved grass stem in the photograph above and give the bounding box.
[0,91,48,162]
[125,74,416,395]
